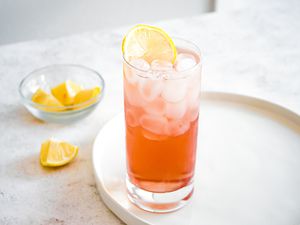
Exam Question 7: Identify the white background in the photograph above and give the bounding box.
[0,0,215,45]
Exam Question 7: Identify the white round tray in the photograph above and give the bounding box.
[92,92,300,225]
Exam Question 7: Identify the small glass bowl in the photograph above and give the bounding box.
[19,64,105,123]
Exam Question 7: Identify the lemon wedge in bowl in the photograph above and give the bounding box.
[73,86,101,109]
[40,139,78,167]
[122,24,177,64]
[51,80,83,106]
[31,88,64,112]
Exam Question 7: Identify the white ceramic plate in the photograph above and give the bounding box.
[92,92,300,225]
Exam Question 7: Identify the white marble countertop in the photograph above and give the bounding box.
[0,1,299,224]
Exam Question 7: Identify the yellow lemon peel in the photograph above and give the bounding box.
[40,139,78,167]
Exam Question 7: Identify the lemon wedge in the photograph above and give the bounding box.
[73,86,101,109]
[40,139,78,167]
[122,24,177,64]
[51,80,83,106]
[32,88,64,112]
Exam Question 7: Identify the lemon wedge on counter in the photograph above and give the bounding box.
[51,80,83,106]
[31,88,64,112]
[40,139,78,167]
[122,24,177,63]
[74,86,101,108]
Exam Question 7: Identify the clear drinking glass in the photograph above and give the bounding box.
[123,39,202,212]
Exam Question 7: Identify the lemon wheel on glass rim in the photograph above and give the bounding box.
[122,24,177,64]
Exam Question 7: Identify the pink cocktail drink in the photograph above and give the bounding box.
[124,39,202,212]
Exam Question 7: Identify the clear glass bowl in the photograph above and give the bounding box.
[19,64,105,123]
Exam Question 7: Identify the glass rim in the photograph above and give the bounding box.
[122,37,202,79]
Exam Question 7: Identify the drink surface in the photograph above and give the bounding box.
[124,47,201,193]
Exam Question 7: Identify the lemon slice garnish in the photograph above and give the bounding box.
[122,24,177,64]
[32,88,64,112]
[40,139,78,167]
[51,80,83,106]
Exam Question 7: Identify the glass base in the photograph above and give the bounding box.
[126,177,194,213]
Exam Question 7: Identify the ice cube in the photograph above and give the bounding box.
[125,108,139,127]
[124,66,137,84]
[175,53,197,71]
[124,59,150,84]
[151,60,173,71]
[186,107,199,122]
[142,129,168,141]
[162,79,187,103]
[186,84,200,108]
[165,119,190,136]
[165,100,186,120]
[130,58,150,71]
[124,80,146,107]
[144,97,166,116]
[138,79,164,102]
[140,114,168,135]
[149,60,174,79]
